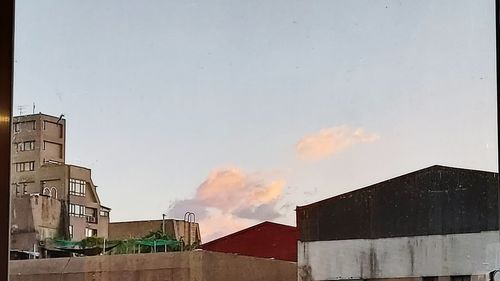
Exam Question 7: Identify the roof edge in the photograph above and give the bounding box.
[296,165,498,210]
[201,221,297,246]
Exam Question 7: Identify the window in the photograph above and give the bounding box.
[17,141,35,152]
[85,228,97,238]
[15,161,35,172]
[68,225,73,240]
[99,209,109,217]
[85,207,98,224]
[15,121,36,131]
[69,179,86,196]
[13,182,31,197]
[69,203,85,217]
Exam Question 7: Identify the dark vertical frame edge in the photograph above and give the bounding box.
[0,0,14,279]
[496,0,500,234]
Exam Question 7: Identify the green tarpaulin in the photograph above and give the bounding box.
[136,239,180,247]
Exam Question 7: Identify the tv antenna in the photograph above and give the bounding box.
[16,105,27,116]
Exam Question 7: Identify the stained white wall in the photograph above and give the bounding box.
[298,231,500,281]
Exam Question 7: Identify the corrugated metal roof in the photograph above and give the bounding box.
[297,165,499,242]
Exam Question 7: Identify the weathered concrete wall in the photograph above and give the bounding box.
[9,250,297,281]
[31,195,62,235]
[11,195,62,251]
[298,231,500,281]
[11,196,35,233]
[201,250,297,281]
[109,219,201,245]
[108,220,164,240]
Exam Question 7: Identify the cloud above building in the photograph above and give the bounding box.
[296,126,380,161]
[168,167,286,241]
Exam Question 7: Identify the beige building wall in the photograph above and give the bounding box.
[10,195,62,251]
[9,251,297,281]
[67,165,109,241]
[11,114,65,197]
[108,219,201,245]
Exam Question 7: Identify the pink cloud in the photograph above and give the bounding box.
[168,167,286,241]
[296,126,379,161]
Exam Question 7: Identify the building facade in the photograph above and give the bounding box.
[297,165,500,281]
[10,113,110,253]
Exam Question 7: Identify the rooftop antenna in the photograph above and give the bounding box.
[32,102,35,114]
[16,105,26,116]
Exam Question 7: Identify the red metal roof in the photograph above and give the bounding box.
[201,221,298,262]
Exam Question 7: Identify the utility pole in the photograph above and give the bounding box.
[162,213,166,235]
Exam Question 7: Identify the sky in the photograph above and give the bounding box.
[13,0,497,241]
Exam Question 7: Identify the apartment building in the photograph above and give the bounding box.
[10,113,110,254]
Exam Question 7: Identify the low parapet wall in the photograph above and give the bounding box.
[9,250,297,281]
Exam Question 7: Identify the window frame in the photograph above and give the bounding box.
[69,203,86,217]
[69,178,86,196]
[85,227,97,238]
[17,140,34,152]
[15,161,35,172]
[99,209,109,217]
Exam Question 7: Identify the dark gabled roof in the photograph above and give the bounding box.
[297,165,497,210]
[297,165,499,242]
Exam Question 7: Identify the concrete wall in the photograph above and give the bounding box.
[108,220,164,240]
[9,250,297,281]
[31,195,62,241]
[298,231,500,281]
[109,219,201,245]
[11,195,62,251]
[200,250,296,281]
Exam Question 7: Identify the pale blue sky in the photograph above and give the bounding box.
[13,0,497,233]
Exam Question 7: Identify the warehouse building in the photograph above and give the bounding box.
[297,165,499,281]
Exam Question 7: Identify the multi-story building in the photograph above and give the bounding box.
[10,113,110,255]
